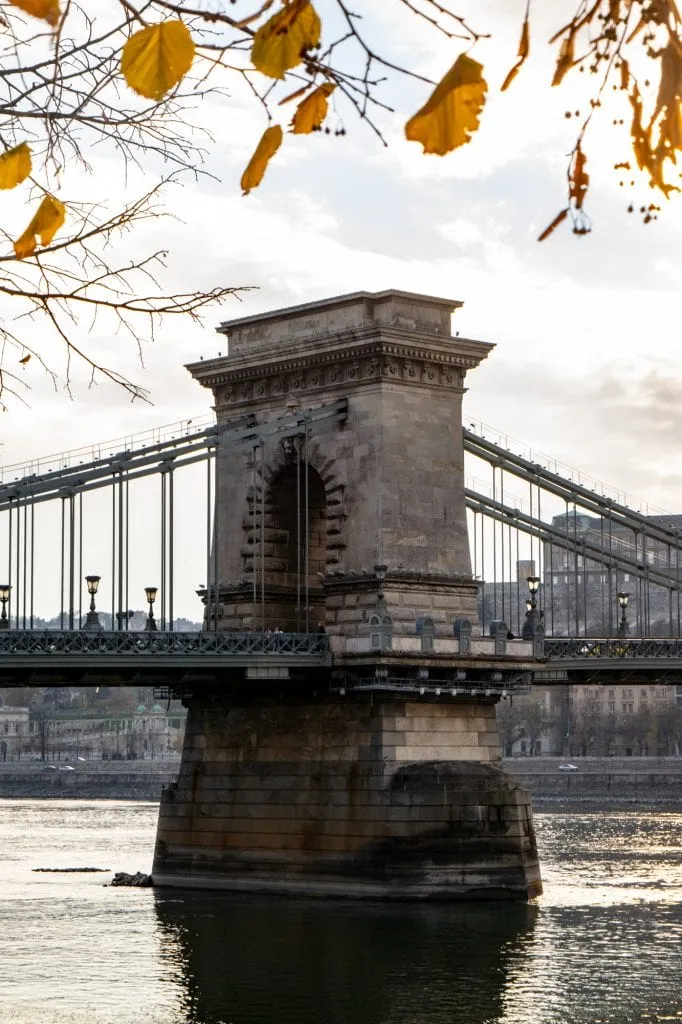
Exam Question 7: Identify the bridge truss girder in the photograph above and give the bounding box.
[465,490,679,593]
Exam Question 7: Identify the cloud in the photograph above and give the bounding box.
[465,354,682,513]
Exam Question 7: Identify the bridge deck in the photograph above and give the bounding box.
[0,630,330,683]
[2,631,682,687]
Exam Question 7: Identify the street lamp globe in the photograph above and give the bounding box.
[82,574,102,631]
[0,584,10,630]
[617,591,630,637]
[85,575,101,596]
[145,586,158,632]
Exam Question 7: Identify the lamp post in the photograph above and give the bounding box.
[82,575,102,631]
[617,591,630,637]
[0,584,10,630]
[144,587,158,631]
[115,610,134,631]
[521,575,541,639]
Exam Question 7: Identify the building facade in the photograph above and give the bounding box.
[0,706,30,761]
[542,511,682,637]
[23,704,186,762]
[499,681,682,757]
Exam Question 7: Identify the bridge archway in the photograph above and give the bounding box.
[263,460,327,631]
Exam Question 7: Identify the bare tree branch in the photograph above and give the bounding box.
[0,0,678,404]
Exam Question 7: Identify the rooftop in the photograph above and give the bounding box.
[217,289,463,334]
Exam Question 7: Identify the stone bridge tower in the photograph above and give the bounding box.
[192,290,484,639]
[152,291,542,899]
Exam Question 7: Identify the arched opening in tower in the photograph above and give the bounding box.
[262,462,326,631]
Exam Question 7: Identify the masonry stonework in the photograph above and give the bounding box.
[187,290,488,634]
[154,696,541,898]
[152,290,542,899]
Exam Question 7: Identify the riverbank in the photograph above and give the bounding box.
[2,756,681,802]
[503,756,682,805]
[0,760,179,799]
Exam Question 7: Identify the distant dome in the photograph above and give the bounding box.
[151,703,163,713]
[136,704,146,713]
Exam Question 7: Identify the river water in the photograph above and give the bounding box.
[1,800,681,1024]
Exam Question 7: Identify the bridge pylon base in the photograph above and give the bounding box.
[152,695,542,900]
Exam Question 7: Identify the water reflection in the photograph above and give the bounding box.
[154,892,537,1024]
[4,803,682,1024]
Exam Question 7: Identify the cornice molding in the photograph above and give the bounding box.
[191,327,490,381]
[323,570,478,594]
[190,332,486,410]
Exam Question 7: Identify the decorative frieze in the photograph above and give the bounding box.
[198,336,472,413]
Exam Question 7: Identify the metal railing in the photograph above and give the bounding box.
[544,637,682,660]
[0,630,328,657]
[4,629,682,663]
[332,674,532,697]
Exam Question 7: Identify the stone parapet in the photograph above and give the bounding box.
[331,635,535,658]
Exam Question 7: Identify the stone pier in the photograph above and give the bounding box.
[152,290,542,899]
[154,696,541,898]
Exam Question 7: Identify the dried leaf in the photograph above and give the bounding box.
[552,30,576,87]
[0,143,31,190]
[14,195,66,259]
[291,82,335,133]
[251,1,321,80]
[278,84,310,106]
[405,54,487,156]
[8,0,59,25]
[619,58,629,91]
[569,147,589,209]
[652,38,682,148]
[235,0,276,29]
[625,14,646,44]
[630,85,668,193]
[121,21,195,101]
[627,40,682,197]
[241,124,283,194]
[501,15,530,92]
[538,207,568,242]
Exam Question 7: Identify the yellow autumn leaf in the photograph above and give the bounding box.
[8,0,59,26]
[14,195,66,259]
[0,143,32,190]
[291,82,335,134]
[405,54,487,156]
[501,15,530,92]
[551,30,576,88]
[122,21,195,101]
[251,1,321,80]
[241,125,283,194]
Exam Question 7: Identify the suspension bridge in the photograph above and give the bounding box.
[0,397,680,689]
[0,288,677,898]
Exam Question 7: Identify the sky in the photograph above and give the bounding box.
[1,1,681,617]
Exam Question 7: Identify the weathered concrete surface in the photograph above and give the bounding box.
[153,699,542,899]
